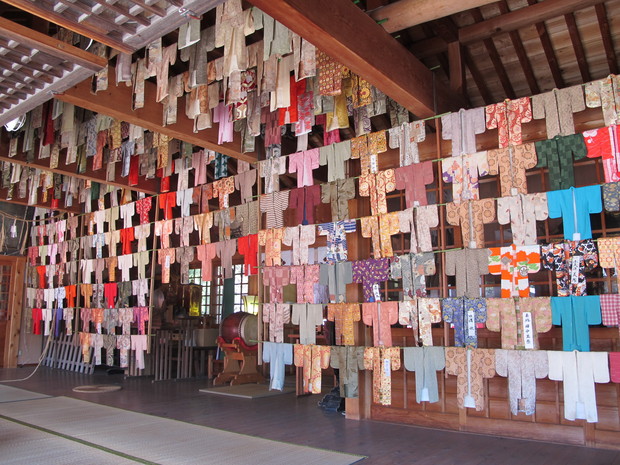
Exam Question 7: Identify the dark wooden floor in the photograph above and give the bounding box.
[1,366,619,465]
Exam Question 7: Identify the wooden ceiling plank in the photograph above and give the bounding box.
[127,0,167,17]
[463,47,493,105]
[0,101,10,111]
[564,12,591,82]
[595,3,619,75]
[368,0,500,34]
[248,0,465,118]
[57,66,257,164]
[471,8,515,99]
[53,0,138,35]
[167,0,184,8]
[497,0,540,95]
[0,0,135,54]
[0,17,107,72]
[0,84,32,99]
[90,0,151,27]
[459,0,607,45]
[526,0,564,89]
[0,71,45,90]
[0,51,63,80]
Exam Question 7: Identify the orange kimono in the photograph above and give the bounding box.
[294,344,331,394]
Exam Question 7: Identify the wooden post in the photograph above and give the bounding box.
[146,194,160,355]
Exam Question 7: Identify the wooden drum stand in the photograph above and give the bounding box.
[213,336,265,386]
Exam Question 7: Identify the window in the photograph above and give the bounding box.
[188,268,211,317]
[207,265,249,323]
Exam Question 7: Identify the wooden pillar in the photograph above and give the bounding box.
[448,41,465,96]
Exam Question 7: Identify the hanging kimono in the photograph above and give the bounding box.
[364,346,401,406]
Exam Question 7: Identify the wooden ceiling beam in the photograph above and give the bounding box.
[57,66,257,164]
[564,12,591,82]
[459,0,606,45]
[526,0,564,89]
[0,149,160,196]
[470,8,515,99]
[0,0,135,54]
[0,188,81,214]
[0,17,108,72]
[410,37,449,60]
[368,0,500,34]
[248,0,465,118]
[127,0,166,17]
[90,0,151,27]
[497,0,539,95]
[595,3,619,75]
[53,0,138,36]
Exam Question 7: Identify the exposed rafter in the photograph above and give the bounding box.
[564,13,591,82]
[56,67,257,164]
[248,0,465,118]
[0,17,108,71]
[459,0,607,45]
[368,0,499,34]
[526,0,564,89]
[595,3,619,75]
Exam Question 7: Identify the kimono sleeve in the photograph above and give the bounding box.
[309,148,320,170]
[387,127,401,149]
[319,145,330,167]
[568,84,586,114]
[475,248,490,276]
[355,347,366,370]
[351,261,364,284]
[320,183,331,204]
[394,166,407,191]
[385,302,399,325]
[486,148,499,176]
[480,199,496,224]
[496,197,511,226]
[585,184,603,214]
[442,298,457,324]
[282,343,293,366]
[531,93,546,121]
[363,347,374,370]
[362,303,374,327]
[441,113,453,142]
[287,153,299,175]
[532,297,553,333]
[326,303,335,322]
[330,346,342,370]
[421,160,434,185]
[445,202,460,228]
[532,351,549,379]
[281,226,294,247]
[388,347,401,371]
[444,250,457,276]
[547,350,565,381]
[319,346,331,369]
[293,344,304,368]
[485,103,499,130]
[402,346,419,372]
[485,298,502,333]
[550,297,564,326]
[262,341,274,363]
[429,346,446,371]
[533,193,550,221]
[257,229,267,247]
[584,81,602,108]
[572,133,588,160]
[472,107,486,135]
[310,304,324,327]
[480,349,496,378]
[291,303,302,326]
[494,349,508,378]
[262,303,272,324]
[586,295,602,326]
[588,352,611,383]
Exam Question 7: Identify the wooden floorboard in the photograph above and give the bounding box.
[1,367,620,465]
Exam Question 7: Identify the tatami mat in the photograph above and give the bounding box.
[0,384,50,403]
[0,396,364,465]
[0,417,138,464]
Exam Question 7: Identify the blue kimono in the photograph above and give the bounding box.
[551,295,601,351]
[547,185,602,240]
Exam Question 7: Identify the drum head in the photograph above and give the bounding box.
[239,314,258,346]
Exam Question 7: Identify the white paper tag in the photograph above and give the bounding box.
[372,283,381,302]
[420,387,430,402]
[383,358,391,377]
[570,255,581,284]
[469,241,477,249]
[510,187,519,196]
[370,154,378,173]
[165,256,170,268]
[572,232,581,241]
[522,311,534,349]
[467,309,476,337]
